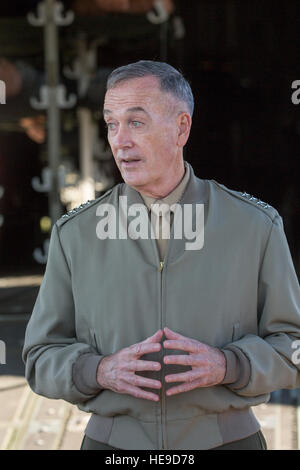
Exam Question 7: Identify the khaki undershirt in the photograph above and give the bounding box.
[139,161,190,261]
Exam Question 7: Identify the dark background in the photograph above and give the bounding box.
[0,0,299,275]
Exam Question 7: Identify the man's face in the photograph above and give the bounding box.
[103,76,189,197]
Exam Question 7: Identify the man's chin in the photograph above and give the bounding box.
[121,169,146,188]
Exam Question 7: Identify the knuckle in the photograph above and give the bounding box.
[188,373,196,383]
[132,375,138,386]
[127,344,136,356]
[186,355,193,365]
[118,371,126,381]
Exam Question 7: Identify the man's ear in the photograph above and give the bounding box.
[177,112,192,148]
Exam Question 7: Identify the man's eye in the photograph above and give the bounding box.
[131,121,143,128]
[106,122,116,131]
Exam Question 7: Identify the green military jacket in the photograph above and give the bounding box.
[23,163,300,449]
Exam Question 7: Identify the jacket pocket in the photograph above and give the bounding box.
[231,322,240,342]
[89,328,100,353]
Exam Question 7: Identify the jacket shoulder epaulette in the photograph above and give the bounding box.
[211,180,278,221]
[56,187,114,228]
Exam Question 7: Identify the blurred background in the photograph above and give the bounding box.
[0,0,299,450]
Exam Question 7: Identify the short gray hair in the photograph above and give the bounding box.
[106,60,194,116]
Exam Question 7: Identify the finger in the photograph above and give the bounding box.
[127,360,161,372]
[166,380,203,397]
[143,330,164,343]
[163,354,197,366]
[124,373,161,390]
[125,384,160,402]
[163,339,199,353]
[163,327,186,340]
[165,370,200,383]
[131,341,161,357]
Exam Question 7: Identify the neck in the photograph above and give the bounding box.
[138,161,185,199]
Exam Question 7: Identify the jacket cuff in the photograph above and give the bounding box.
[220,347,251,389]
[72,353,104,396]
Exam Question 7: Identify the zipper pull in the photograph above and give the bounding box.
[159,261,164,272]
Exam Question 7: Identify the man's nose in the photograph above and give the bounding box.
[113,125,133,149]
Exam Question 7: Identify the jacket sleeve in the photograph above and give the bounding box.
[22,222,103,404]
[222,214,300,396]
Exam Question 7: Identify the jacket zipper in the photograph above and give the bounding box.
[152,220,173,448]
[159,259,166,449]
[158,227,174,449]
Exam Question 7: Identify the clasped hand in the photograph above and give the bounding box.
[96,327,226,401]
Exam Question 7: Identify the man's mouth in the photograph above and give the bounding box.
[120,157,142,167]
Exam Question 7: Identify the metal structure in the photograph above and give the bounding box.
[64,35,101,205]
[28,0,76,226]
[0,0,172,266]
[25,0,171,231]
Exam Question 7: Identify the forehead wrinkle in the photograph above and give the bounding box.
[126,106,149,114]
[104,98,156,122]
[104,79,178,120]
[104,105,149,114]
[104,81,163,109]
[104,98,170,123]
[103,106,151,122]
[104,93,153,111]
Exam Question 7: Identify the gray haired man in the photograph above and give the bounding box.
[23,60,300,450]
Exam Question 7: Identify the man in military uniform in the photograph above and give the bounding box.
[23,60,300,450]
